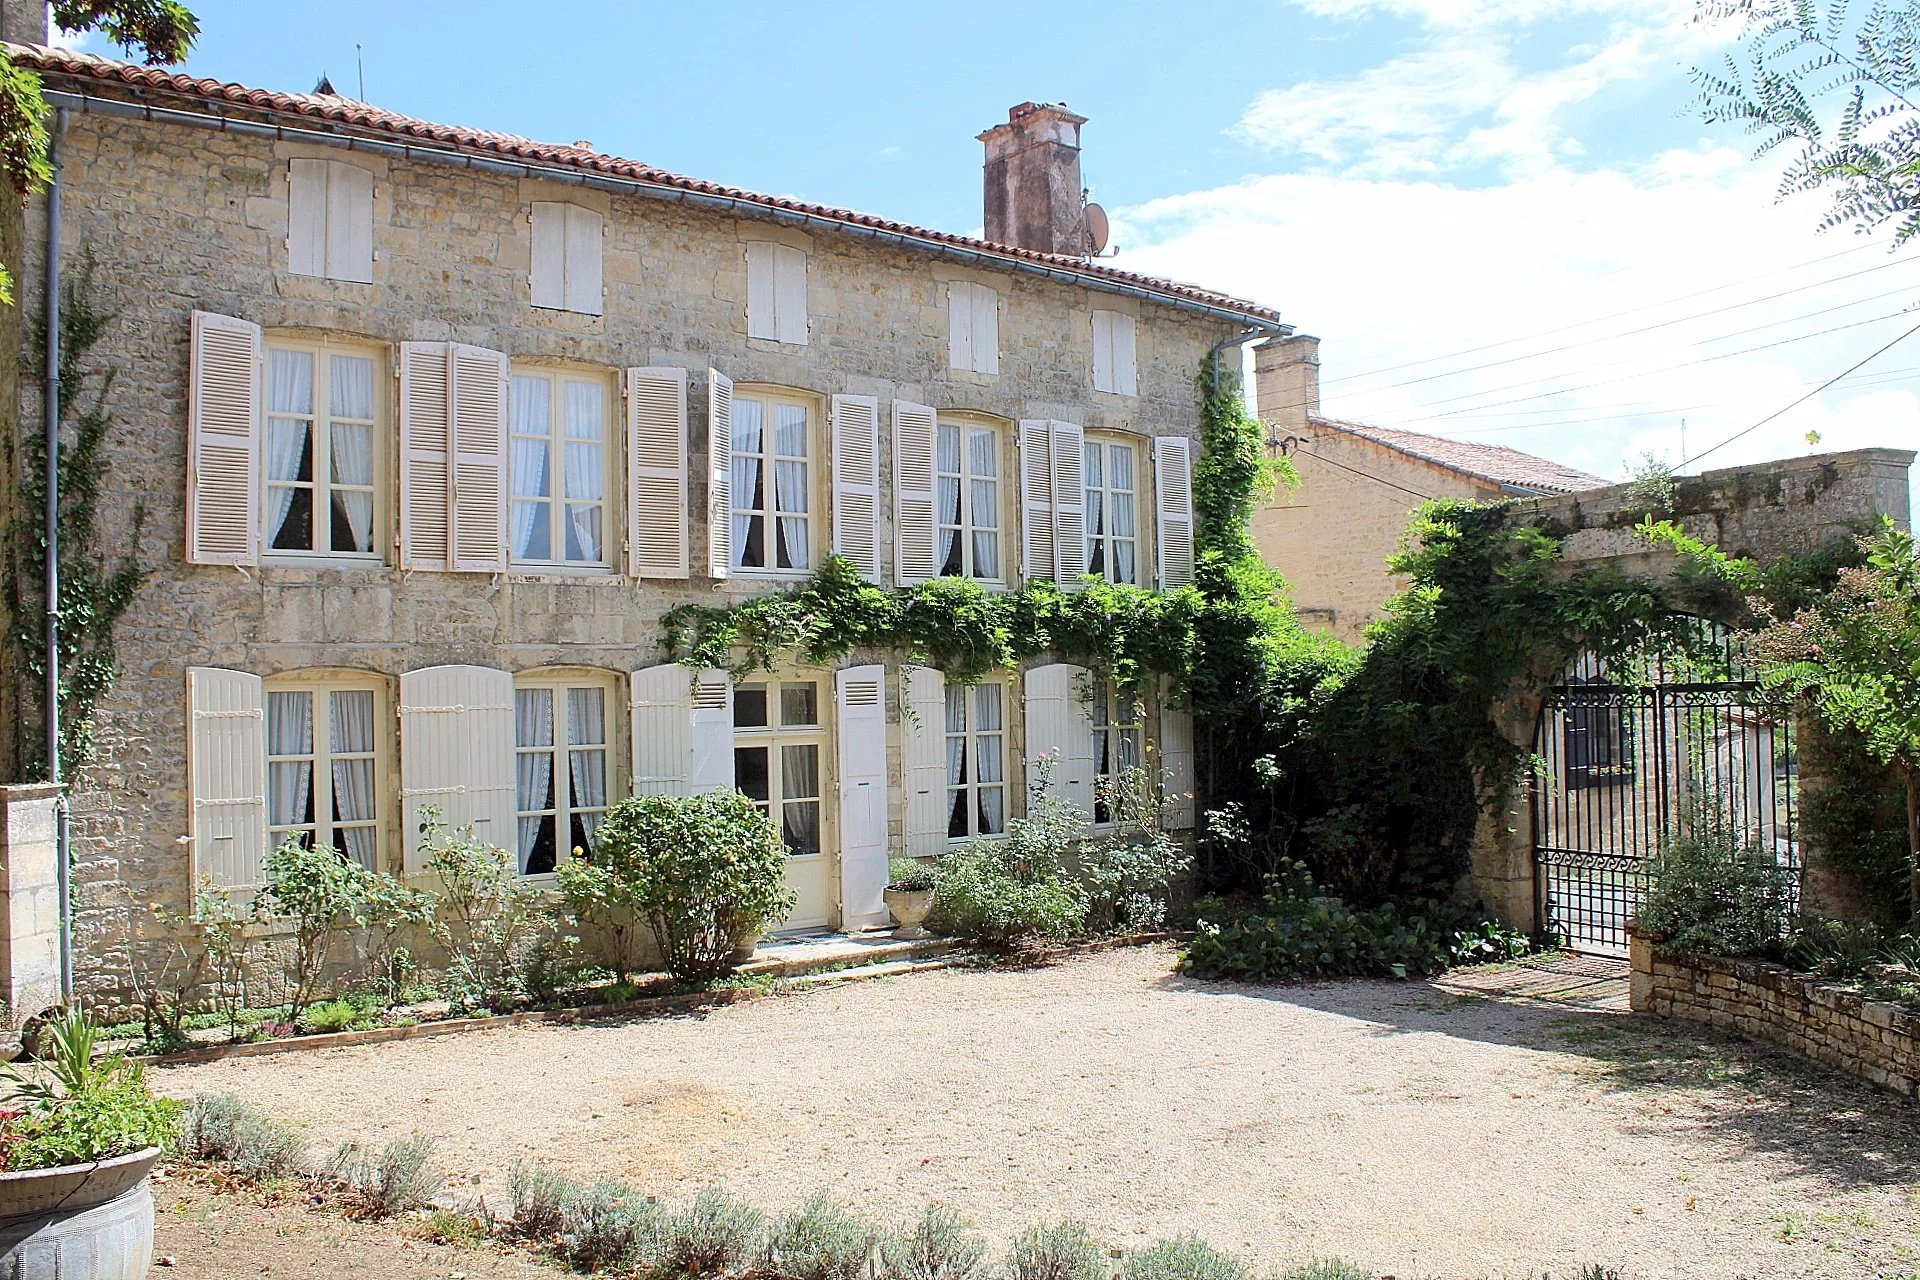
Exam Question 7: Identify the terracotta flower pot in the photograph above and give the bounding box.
[0,1145,160,1280]
[883,887,936,940]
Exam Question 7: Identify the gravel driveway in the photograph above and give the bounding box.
[156,945,1920,1279]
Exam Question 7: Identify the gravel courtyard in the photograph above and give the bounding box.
[156,945,1920,1279]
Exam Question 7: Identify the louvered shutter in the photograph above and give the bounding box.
[830,394,882,583]
[1154,436,1196,591]
[689,669,735,794]
[1158,677,1195,831]
[948,283,974,373]
[565,206,604,315]
[774,245,808,345]
[626,367,689,578]
[837,665,890,928]
[1024,663,1094,823]
[286,159,327,278]
[399,665,516,873]
[399,342,452,571]
[188,667,268,890]
[186,311,262,567]
[1048,421,1087,587]
[707,369,733,579]
[745,243,777,341]
[1018,420,1055,584]
[631,664,693,796]
[326,161,375,284]
[1091,310,1115,393]
[893,401,939,586]
[901,665,949,856]
[530,202,567,310]
[449,344,508,573]
[971,284,1000,376]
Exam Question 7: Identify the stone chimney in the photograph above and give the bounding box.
[979,102,1089,256]
[0,0,50,44]
[1254,334,1321,437]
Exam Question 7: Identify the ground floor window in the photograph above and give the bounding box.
[734,678,824,854]
[515,676,612,875]
[266,679,385,870]
[1090,680,1143,826]
[946,679,1007,839]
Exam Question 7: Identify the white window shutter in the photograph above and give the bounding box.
[326,161,375,283]
[626,367,690,579]
[399,665,516,874]
[947,283,974,373]
[565,205,604,316]
[1113,313,1137,397]
[745,243,777,340]
[286,158,327,278]
[529,202,567,310]
[893,400,939,586]
[398,341,452,572]
[1018,419,1055,584]
[830,394,882,583]
[901,665,949,856]
[836,665,890,928]
[706,369,733,579]
[188,667,268,890]
[631,663,694,796]
[972,285,1000,376]
[1154,435,1196,591]
[186,311,262,567]
[1091,310,1115,394]
[689,669,736,794]
[1024,663,1094,823]
[1159,677,1195,831]
[449,344,508,573]
[1048,421,1087,586]
[774,245,808,345]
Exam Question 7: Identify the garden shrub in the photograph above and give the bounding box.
[584,793,795,982]
[1639,798,1794,958]
[176,1094,308,1181]
[326,1134,444,1219]
[1121,1236,1249,1280]
[1079,766,1191,934]
[297,997,372,1036]
[507,1160,579,1241]
[877,1205,989,1280]
[421,812,552,1013]
[557,1178,662,1273]
[0,1012,180,1171]
[765,1194,874,1280]
[886,857,938,893]
[1007,1220,1105,1280]
[1786,918,1888,978]
[931,764,1087,946]
[1278,1264,1372,1280]
[665,1187,767,1278]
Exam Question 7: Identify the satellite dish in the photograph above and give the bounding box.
[1084,202,1109,255]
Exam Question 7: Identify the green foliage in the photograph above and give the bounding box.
[877,1205,988,1280]
[1640,797,1795,957]
[258,836,416,1022]
[561,1178,662,1272]
[1278,1264,1372,1280]
[1,1074,179,1170]
[420,811,550,1014]
[930,766,1087,946]
[175,1094,308,1182]
[662,1187,767,1279]
[1079,765,1192,933]
[1786,917,1889,978]
[507,1160,578,1242]
[1007,1221,1106,1280]
[1798,720,1911,925]
[50,2,200,62]
[765,1195,874,1280]
[1120,1236,1249,1280]
[326,1134,444,1219]
[585,792,795,982]
[297,998,374,1035]
[886,857,938,893]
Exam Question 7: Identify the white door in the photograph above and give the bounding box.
[732,674,833,930]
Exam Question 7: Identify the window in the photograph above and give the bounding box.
[948,281,1000,375]
[287,158,374,283]
[264,340,383,560]
[745,242,808,345]
[731,389,812,573]
[1089,680,1143,826]
[1091,309,1136,396]
[936,418,1002,580]
[266,678,386,871]
[1084,436,1139,585]
[511,367,612,567]
[514,675,612,875]
[733,679,824,856]
[1564,675,1634,790]
[945,680,1006,839]
[530,202,604,315]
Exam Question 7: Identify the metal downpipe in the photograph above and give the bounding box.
[44,105,70,1006]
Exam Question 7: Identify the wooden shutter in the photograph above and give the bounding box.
[186,311,262,567]
[565,205,604,315]
[836,665,890,929]
[529,202,567,310]
[326,161,375,284]
[774,245,808,345]
[286,158,327,278]
[1024,663,1094,823]
[901,664,949,856]
[1091,310,1115,394]
[1018,419,1055,584]
[1158,676,1195,831]
[626,367,690,579]
[188,667,268,890]
[830,394,882,582]
[1048,421,1087,587]
[398,341,452,571]
[1111,313,1137,397]
[971,284,1000,376]
[689,669,735,794]
[948,283,974,373]
[449,344,508,573]
[1154,435,1196,591]
[745,243,777,340]
[707,369,733,579]
[893,400,939,586]
[399,665,516,873]
[631,663,693,796]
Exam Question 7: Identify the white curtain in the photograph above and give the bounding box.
[511,376,551,560]
[328,355,376,554]
[731,399,764,566]
[936,423,962,575]
[974,684,1004,833]
[945,684,968,837]
[329,689,377,868]
[780,744,821,852]
[968,427,999,579]
[266,349,314,545]
[1083,440,1105,576]
[267,689,314,834]
[566,687,607,852]
[773,404,809,570]
[1111,444,1137,584]
[563,382,604,563]
[515,689,554,873]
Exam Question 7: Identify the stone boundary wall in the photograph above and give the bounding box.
[1628,927,1919,1100]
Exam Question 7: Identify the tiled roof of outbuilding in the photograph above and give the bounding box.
[7,44,1286,326]
[1311,416,1610,495]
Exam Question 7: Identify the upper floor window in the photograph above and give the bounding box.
[287,158,374,283]
[1084,435,1139,585]
[746,242,808,345]
[731,389,813,573]
[1091,309,1137,397]
[733,678,824,856]
[514,674,612,876]
[530,202,605,316]
[511,367,612,568]
[937,418,1003,581]
[945,679,1006,840]
[948,281,1000,375]
[265,339,383,560]
[1089,680,1143,826]
[266,676,386,872]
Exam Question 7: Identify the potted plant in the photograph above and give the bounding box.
[884,858,939,939]
[0,1011,180,1278]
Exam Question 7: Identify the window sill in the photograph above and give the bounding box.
[505,564,619,581]
[260,555,389,572]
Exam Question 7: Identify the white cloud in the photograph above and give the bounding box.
[1288,0,1690,30]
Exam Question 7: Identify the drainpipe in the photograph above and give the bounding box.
[43,106,70,1006]
[1208,326,1277,396]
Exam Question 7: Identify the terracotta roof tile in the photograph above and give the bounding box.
[8,44,1284,325]
[1310,415,1609,495]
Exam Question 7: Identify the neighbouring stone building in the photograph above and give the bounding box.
[0,31,1293,1003]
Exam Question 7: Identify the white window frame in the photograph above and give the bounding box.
[944,677,1008,843]
[509,365,617,571]
[1089,678,1144,828]
[265,673,389,872]
[1084,433,1142,586]
[261,336,386,564]
[513,671,617,878]
[729,386,816,577]
[732,677,829,858]
[935,415,1006,583]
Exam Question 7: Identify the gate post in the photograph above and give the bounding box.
[0,782,65,1031]
[1468,689,1545,930]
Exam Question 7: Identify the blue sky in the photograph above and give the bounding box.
[75,0,1920,502]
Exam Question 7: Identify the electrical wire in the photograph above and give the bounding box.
[1292,444,1441,502]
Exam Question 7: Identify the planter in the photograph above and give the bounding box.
[729,918,762,963]
[884,887,936,940]
[0,1145,159,1280]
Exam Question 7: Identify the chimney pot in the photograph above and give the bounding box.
[979,101,1090,256]
[1,0,51,45]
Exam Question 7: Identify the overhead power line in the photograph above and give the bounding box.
[1292,445,1441,503]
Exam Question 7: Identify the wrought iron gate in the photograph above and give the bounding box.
[1531,620,1800,955]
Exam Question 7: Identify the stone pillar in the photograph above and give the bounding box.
[1625,921,1653,1013]
[0,1,49,44]
[0,783,64,1029]
[1253,334,1320,436]
[979,102,1089,256]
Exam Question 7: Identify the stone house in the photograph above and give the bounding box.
[1251,334,1606,641]
[0,31,1292,1003]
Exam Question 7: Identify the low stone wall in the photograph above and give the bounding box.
[1628,927,1919,1099]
